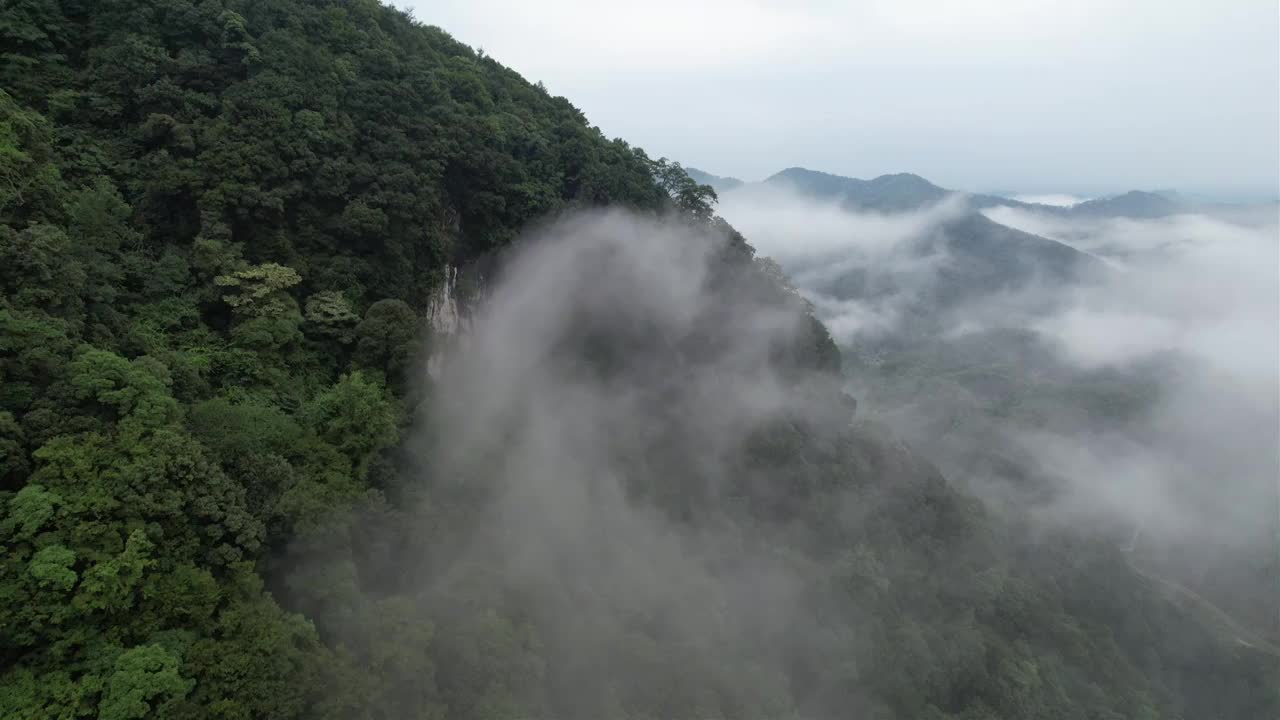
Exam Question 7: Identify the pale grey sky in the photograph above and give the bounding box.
[409,0,1279,198]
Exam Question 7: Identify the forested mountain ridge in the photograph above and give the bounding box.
[1,2,1275,719]
[0,1,830,716]
[766,167,953,212]
[718,168,1108,318]
[798,212,1105,316]
[686,167,745,194]
[708,164,1222,219]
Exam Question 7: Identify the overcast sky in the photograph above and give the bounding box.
[408,1,1279,198]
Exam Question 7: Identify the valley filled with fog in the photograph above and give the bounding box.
[714,171,1280,644]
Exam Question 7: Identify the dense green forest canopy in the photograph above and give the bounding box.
[0,1,1275,719]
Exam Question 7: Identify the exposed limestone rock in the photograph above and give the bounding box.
[426,265,469,379]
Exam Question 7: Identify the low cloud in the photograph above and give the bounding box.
[1009,193,1088,207]
[992,207,1280,383]
[414,210,859,714]
[716,183,967,262]
[716,184,968,338]
[716,187,1279,627]
[1011,206,1279,576]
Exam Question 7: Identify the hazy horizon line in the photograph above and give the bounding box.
[688,164,1280,205]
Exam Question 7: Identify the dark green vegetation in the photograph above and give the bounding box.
[844,316,1280,674]
[845,328,1171,503]
[1,1,1275,719]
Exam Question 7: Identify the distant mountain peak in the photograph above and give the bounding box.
[685,167,744,193]
[760,167,949,211]
[705,164,1190,219]
[871,171,932,182]
[1070,190,1180,218]
[865,172,943,190]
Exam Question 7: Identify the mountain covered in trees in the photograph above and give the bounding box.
[1,2,1275,719]
[802,211,1103,315]
[763,168,954,213]
[692,168,953,211]
[713,168,1108,317]
[686,167,744,194]
[695,165,1231,219]
[710,162,1280,685]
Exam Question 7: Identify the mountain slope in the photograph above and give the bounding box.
[1068,190,1181,218]
[0,2,785,716]
[728,165,1199,219]
[687,167,744,193]
[718,166,1108,311]
[928,212,1104,299]
[766,167,952,212]
[0,2,1274,720]
[800,211,1106,325]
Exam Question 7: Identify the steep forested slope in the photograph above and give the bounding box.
[0,2,1274,719]
[0,0,722,715]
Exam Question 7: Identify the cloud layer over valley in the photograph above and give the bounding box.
[714,181,1280,635]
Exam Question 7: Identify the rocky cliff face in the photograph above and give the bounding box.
[426,265,466,379]
[427,265,463,335]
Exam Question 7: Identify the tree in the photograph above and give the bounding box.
[98,644,193,720]
[650,157,718,220]
[305,291,360,343]
[215,263,302,318]
[301,372,399,477]
[353,299,419,381]
[75,530,153,614]
[0,90,63,224]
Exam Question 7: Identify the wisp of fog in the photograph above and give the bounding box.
[414,210,856,715]
[715,183,1280,634]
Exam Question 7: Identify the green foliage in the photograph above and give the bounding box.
[353,298,418,380]
[174,588,325,720]
[0,2,700,714]
[0,89,63,223]
[0,224,86,321]
[76,530,153,614]
[98,644,193,720]
[216,263,303,318]
[3,483,58,539]
[28,544,77,592]
[651,156,718,220]
[301,372,399,476]
[68,349,179,430]
[305,290,360,343]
